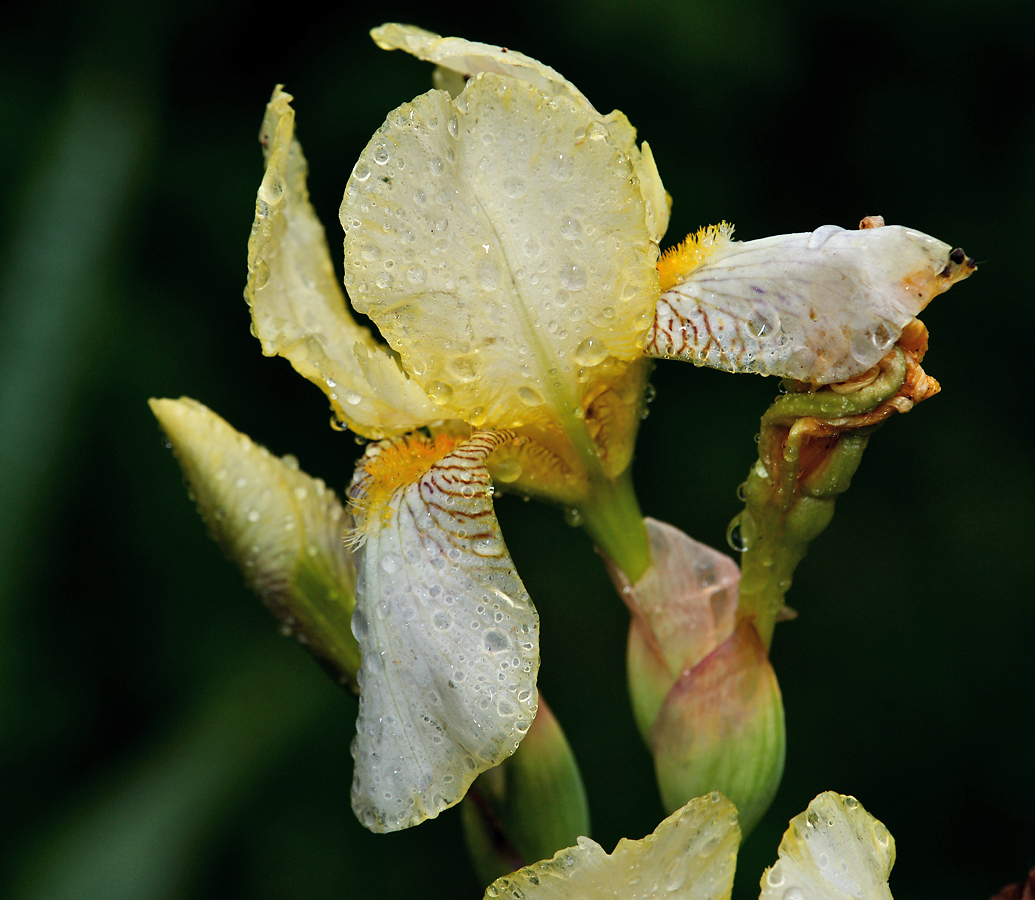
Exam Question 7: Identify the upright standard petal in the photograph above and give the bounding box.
[246,87,439,438]
[647,221,976,383]
[759,793,896,900]
[483,792,740,900]
[348,431,539,832]
[341,73,658,448]
[370,23,669,240]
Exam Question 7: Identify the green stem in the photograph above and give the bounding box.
[735,352,909,650]
[577,468,651,582]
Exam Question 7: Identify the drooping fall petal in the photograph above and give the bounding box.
[150,397,360,684]
[759,793,896,900]
[340,73,658,442]
[347,431,539,832]
[483,792,740,900]
[370,23,670,241]
[245,87,440,439]
[647,221,975,384]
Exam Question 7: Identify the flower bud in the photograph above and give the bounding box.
[150,397,359,687]
[609,517,785,836]
[461,697,590,886]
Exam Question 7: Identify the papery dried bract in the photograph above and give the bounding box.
[341,74,658,443]
[246,87,439,438]
[648,223,975,383]
[348,432,539,832]
[759,792,896,900]
[484,792,739,900]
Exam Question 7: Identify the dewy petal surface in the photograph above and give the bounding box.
[484,792,740,900]
[647,223,975,383]
[759,792,896,900]
[149,397,359,683]
[348,431,539,832]
[370,23,669,241]
[245,87,439,438]
[341,73,658,435]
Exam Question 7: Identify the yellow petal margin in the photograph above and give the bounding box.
[245,87,439,438]
[348,431,539,832]
[759,792,896,900]
[341,73,657,437]
[371,23,669,242]
[483,792,739,900]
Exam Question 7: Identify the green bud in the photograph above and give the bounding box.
[610,518,783,838]
[150,397,359,688]
[461,697,590,886]
[651,620,785,838]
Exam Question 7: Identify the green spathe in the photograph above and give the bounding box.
[150,397,359,687]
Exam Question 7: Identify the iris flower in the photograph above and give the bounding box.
[156,23,974,835]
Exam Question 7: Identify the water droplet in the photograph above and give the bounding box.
[406,264,427,285]
[344,389,363,406]
[749,307,780,340]
[253,261,270,290]
[247,509,260,523]
[476,259,500,291]
[517,386,543,406]
[492,455,522,483]
[428,156,444,176]
[502,176,526,197]
[844,796,859,810]
[548,151,573,180]
[426,381,454,404]
[375,272,392,290]
[352,162,371,182]
[372,144,390,165]
[782,889,805,900]
[736,481,748,502]
[575,336,608,366]
[766,867,785,888]
[563,507,584,527]
[361,244,381,261]
[560,263,587,291]
[560,216,582,239]
[450,356,477,383]
[805,224,844,249]
[380,553,401,574]
[484,630,510,652]
[447,113,458,136]
[726,515,749,552]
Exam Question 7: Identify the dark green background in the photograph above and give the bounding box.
[2,0,1032,897]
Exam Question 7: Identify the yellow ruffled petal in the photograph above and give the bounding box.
[341,74,657,440]
[371,23,670,242]
[246,87,440,438]
[646,221,976,384]
[483,792,740,900]
[347,431,539,832]
[759,793,896,900]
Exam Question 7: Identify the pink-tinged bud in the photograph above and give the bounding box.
[609,518,785,836]
[652,620,785,837]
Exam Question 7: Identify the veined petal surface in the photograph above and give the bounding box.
[483,792,739,900]
[647,223,975,383]
[371,23,670,241]
[246,87,439,438]
[759,793,896,900]
[348,431,539,832]
[342,74,657,434]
